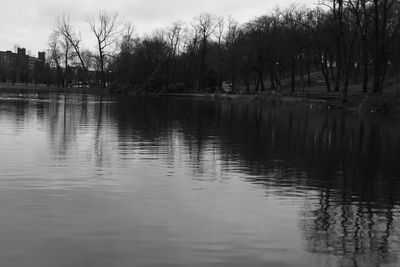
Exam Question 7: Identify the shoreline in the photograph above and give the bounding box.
[0,84,104,94]
[156,91,398,114]
[0,84,398,115]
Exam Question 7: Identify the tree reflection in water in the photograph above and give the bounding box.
[114,97,400,266]
[3,94,400,265]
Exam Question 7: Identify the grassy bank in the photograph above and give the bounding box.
[2,80,400,115]
[155,84,400,115]
[150,71,400,114]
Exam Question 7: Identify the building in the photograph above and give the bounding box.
[0,48,46,83]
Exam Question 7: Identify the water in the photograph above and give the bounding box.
[0,92,400,267]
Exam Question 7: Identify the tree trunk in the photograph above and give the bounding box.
[246,74,250,94]
[372,0,382,93]
[260,71,265,92]
[270,74,275,90]
[200,38,207,91]
[307,56,311,86]
[99,48,106,88]
[321,53,332,92]
[291,57,296,92]
[165,57,170,91]
[255,75,260,93]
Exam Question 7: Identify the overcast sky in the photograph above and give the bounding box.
[0,0,314,56]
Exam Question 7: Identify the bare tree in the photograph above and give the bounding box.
[49,29,76,87]
[87,10,122,87]
[48,32,61,69]
[371,0,398,92]
[194,13,217,90]
[225,16,242,93]
[352,0,371,93]
[215,16,225,91]
[182,26,200,87]
[49,30,73,87]
[119,21,136,54]
[48,32,63,86]
[165,21,185,87]
[57,14,91,86]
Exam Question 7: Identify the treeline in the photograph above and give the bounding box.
[47,11,125,88]
[46,1,400,93]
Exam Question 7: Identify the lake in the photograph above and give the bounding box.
[0,92,399,266]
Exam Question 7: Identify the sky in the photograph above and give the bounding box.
[0,0,314,56]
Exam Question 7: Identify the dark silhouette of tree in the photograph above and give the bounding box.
[88,4,400,94]
[87,10,122,88]
[57,15,91,87]
[194,13,217,90]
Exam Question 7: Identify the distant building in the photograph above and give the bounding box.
[0,48,46,83]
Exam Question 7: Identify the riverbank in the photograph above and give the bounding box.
[1,82,399,114]
[157,90,400,114]
[108,72,400,114]
[0,83,104,94]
